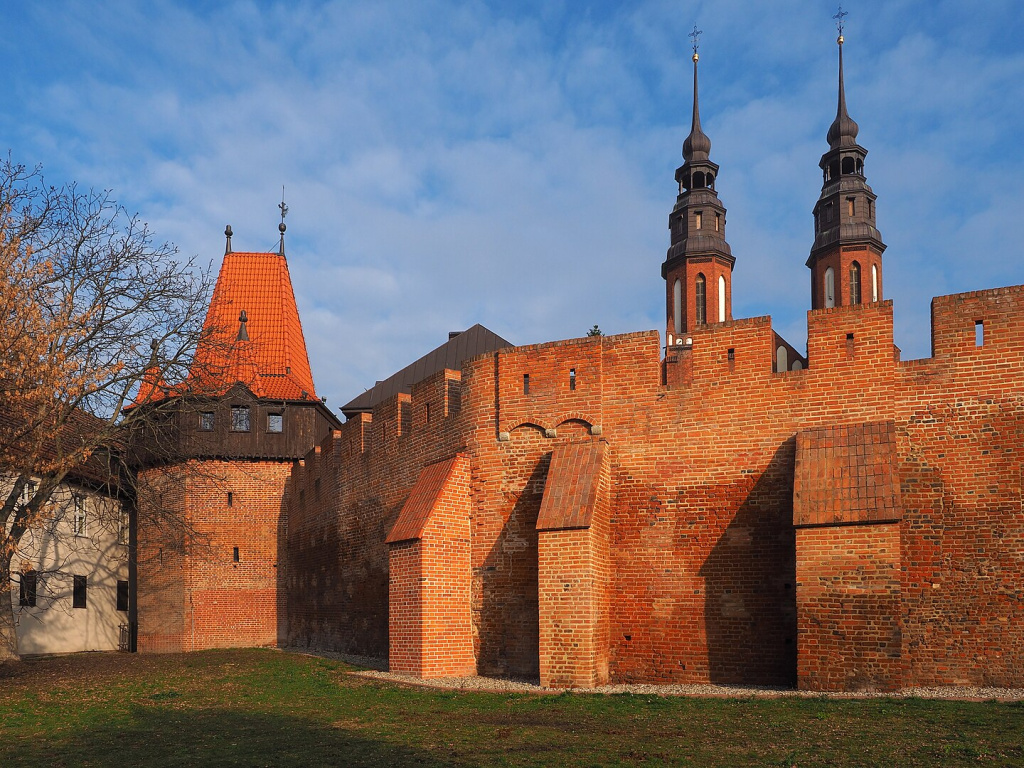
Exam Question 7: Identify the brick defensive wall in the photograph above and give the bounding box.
[285,284,1024,690]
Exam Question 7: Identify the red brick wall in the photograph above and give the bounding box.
[281,284,1024,690]
[387,454,475,678]
[536,442,611,688]
[795,523,903,691]
[137,459,290,652]
[286,370,468,659]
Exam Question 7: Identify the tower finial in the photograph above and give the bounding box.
[278,187,288,257]
[682,26,711,162]
[833,4,848,42]
[224,224,233,255]
[826,7,858,149]
[237,310,249,342]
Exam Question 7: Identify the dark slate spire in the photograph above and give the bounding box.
[826,34,860,149]
[662,28,734,336]
[682,51,711,162]
[806,11,886,309]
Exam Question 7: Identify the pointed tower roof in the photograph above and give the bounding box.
[682,51,712,162]
[826,33,860,149]
[190,248,317,401]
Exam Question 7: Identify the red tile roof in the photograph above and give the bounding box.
[386,456,460,544]
[536,441,608,531]
[190,251,317,401]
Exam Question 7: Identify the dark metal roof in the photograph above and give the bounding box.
[340,324,513,420]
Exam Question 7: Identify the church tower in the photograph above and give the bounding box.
[662,32,734,346]
[807,24,886,309]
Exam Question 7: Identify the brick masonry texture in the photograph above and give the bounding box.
[280,284,1024,691]
[137,459,290,652]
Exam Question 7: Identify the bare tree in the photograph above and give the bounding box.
[0,157,217,659]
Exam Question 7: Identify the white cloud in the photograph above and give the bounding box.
[3,0,1023,408]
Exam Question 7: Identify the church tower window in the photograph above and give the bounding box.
[718,275,726,322]
[673,280,682,335]
[849,261,861,305]
[824,267,835,308]
[777,346,789,372]
[695,274,707,325]
[871,264,879,302]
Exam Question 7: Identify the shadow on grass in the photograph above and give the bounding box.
[4,706,451,768]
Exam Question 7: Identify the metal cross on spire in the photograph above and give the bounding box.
[833,5,848,37]
[689,24,702,56]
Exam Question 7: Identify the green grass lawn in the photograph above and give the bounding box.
[0,648,1021,767]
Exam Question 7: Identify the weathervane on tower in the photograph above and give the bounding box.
[689,24,702,62]
[278,186,288,257]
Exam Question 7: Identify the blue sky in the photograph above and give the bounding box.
[3,1,1023,411]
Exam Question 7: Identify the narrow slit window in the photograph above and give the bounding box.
[727,348,735,362]
[227,492,233,507]
[523,374,530,395]
[233,547,240,563]
[425,402,431,423]
[73,575,87,609]
[849,261,861,305]
[847,197,855,217]
[975,320,984,347]
[117,580,129,612]
[73,496,87,537]
[694,210,702,230]
[569,368,576,391]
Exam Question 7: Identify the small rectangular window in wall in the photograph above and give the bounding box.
[227,491,233,507]
[233,547,240,563]
[21,481,37,506]
[116,580,129,612]
[230,406,251,432]
[523,374,530,395]
[975,320,984,347]
[569,368,576,391]
[118,507,130,545]
[694,210,703,230]
[73,496,87,537]
[19,571,37,607]
[199,411,215,431]
[73,575,87,609]
[267,413,283,433]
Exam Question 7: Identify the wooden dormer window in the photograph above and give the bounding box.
[231,406,251,432]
